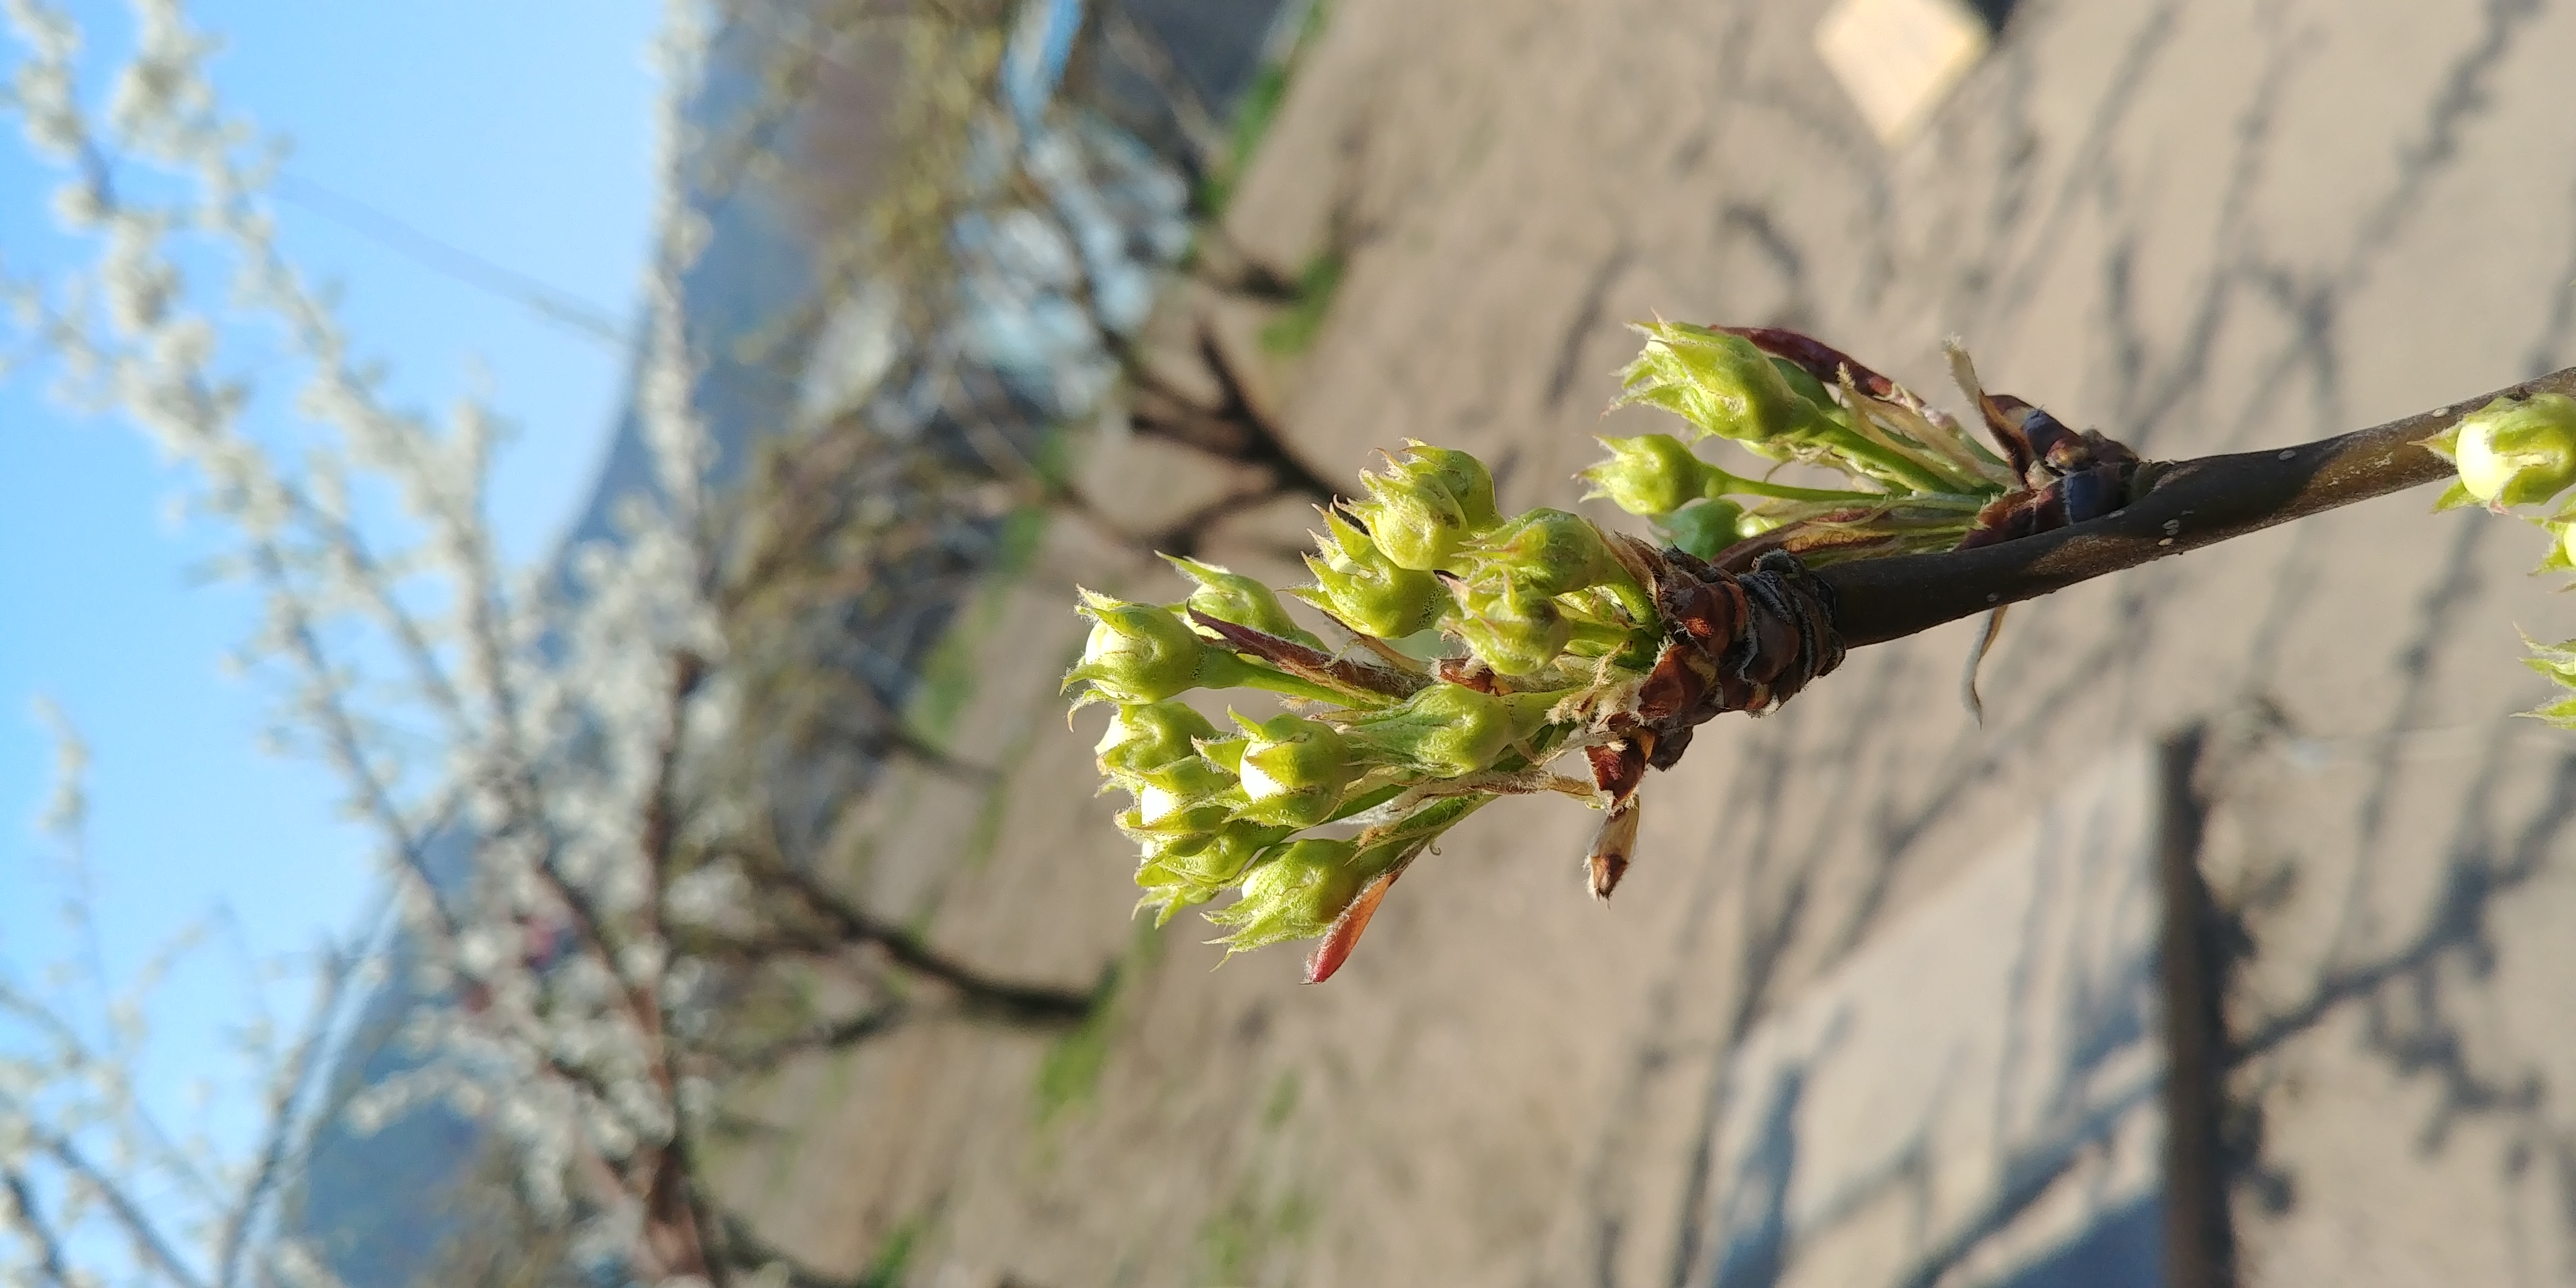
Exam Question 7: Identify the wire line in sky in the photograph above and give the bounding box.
[269,170,633,349]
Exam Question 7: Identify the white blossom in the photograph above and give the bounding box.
[2,0,1163,1277]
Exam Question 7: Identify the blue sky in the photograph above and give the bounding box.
[0,0,662,1105]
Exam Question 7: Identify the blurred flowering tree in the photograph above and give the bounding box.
[4,702,364,1288]
[0,0,1128,1283]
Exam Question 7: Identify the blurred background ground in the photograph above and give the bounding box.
[700,1,2576,1286]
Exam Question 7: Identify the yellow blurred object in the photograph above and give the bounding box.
[1814,0,1992,146]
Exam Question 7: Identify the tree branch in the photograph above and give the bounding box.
[215,941,357,1288]
[2,1168,72,1288]
[711,1003,912,1079]
[736,846,1100,1026]
[34,1129,211,1288]
[1820,364,2576,647]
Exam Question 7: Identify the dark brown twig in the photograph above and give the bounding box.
[713,1004,912,1079]
[1820,365,2576,647]
[736,845,1100,1026]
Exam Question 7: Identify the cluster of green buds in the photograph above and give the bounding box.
[1582,324,2019,563]
[1068,442,1690,981]
[2424,392,2576,727]
[1068,326,2090,980]
[1310,443,1669,676]
[1062,323,2576,984]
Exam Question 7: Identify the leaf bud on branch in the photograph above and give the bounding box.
[1292,509,1452,638]
[2424,391,2576,511]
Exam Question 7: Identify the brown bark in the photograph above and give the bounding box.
[1819,365,2576,648]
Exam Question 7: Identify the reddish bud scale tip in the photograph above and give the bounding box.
[1655,571,1747,648]
[1977,392,2042,478]
[1434,656,1500,693]
[1584,736,1650,807]
[1956,385,2151,548]
[1959,487,2068,549]
[1635,645,1712,724]
[1186,609,1425,701]
[1586,798,1642,901]
[1304,870,1398,983]
[1718,325,1899,400]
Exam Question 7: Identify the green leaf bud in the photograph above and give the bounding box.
[1064,590,1224,705]
[2432,479,2480,512]
[1135,821,1292,925]
[2533,518,2576,575]
[1557,612,1648,659]
[1231,711,1357,828]
[1347,488,1466,573]
[1133,864,1224,925]
[1124,754,1240,835]
[1347,682,1556,777]
[1349,443,1504,571]
[1582,433,1714,518]
[1290,510,1451,638]
[1093,700,1219,778]
[2522,632,2576,731]
[1206,838,1387,953]
[2528,636,2576,682]
[1395,442,1502,531]
[1196,734,1247,773]
[1735,509,1785,537]
[1144,819,1285,888]
[1453,576,1573,676]
[2430,393,2576,510]
[1466,508,1621,597]
[1653,497,1748,561]
[1160,554,1320,645]
[1615,321,1839,444]
[2525,693,2576,731]
[1767,354,1843,414]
